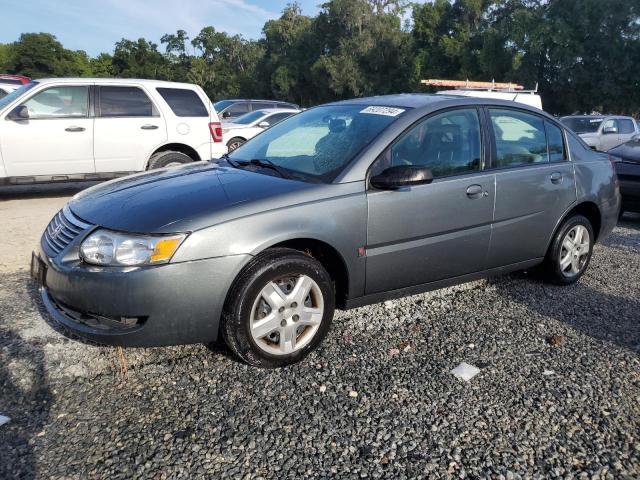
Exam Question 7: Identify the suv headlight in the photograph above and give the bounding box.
[80,229,186,266]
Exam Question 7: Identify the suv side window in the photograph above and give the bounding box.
[374,108,481,179]
[545,121,566,162]
[618,119,635,134]
[489,109,548,167]
[227,102,250,117]
[156,88,208,117]
[98,86,156,117]
[253,102,275,110]
[23,86,89,119]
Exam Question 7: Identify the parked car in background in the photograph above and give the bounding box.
[560,115,638,151]
[609,134,640,216]
[0,78,224,185]
[0,74,31,99]
[33,94,619,368]
[213,99,299,121]
[222,108,299,151]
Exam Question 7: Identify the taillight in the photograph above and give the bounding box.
[209,122,223,143]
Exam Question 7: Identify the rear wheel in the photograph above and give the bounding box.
[221,248,335,368]
[543,214,594,285]
[227,137,246,152]
[147,151,192,170]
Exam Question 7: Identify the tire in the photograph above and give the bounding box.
[227,137,246,152]
[543,214,594,285]
[147,151,192,170]
[221,248,335,368]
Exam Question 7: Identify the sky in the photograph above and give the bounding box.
[0,0,325,56]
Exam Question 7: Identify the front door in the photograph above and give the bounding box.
[93,85,167,173]
[365,108,495,294]
[486,108,577,267]
[0,84,94,177]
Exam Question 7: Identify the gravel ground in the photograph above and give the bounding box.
[1,184,639,479]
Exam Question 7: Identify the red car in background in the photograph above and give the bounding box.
[0,74,31,99]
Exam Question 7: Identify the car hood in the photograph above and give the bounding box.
[610,141,640,163]
[69,162,315,233]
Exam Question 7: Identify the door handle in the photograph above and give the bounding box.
[466,184,486,199]
[141,124,159,130]
[65,126,85,132]
[550,172,563,184]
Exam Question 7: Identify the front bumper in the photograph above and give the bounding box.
[34,245,251,347]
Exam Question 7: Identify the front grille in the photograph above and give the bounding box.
[43,205,92,255]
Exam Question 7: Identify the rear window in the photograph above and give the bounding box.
[561,117,603,134]
[157,88,208,117]
[618,119,636,134]
[98,86,156,117]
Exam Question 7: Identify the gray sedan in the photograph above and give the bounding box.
[32,95,620,367]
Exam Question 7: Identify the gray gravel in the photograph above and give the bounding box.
[1,187,639,479]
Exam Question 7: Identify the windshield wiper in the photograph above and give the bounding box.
[218,153,241,168]
[237,159,292,179]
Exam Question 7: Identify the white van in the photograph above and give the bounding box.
[436,89,543,109]
[0,78,226,184]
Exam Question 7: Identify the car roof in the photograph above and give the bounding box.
[328,93,548,114]
[32,78,202,89]
[254,108,299,114]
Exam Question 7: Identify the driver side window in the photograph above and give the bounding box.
[23,86,89,119]
[376,109,482,179]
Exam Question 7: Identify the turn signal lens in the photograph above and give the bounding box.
[150,238,183,263]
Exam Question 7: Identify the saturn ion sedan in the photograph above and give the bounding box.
[32,94,620,367]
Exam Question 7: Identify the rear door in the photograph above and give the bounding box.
[365,107,495,294]
[93,84,167,173]
[156,87,212,160]
[486,108,576,267]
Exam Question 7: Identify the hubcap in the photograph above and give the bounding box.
[559,225,590,277]
[229,141,242,151]
[250,275,324,355]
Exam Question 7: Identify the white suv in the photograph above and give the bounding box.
[0,78,226,184]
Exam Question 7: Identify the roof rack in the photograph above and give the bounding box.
[422,78,538,94]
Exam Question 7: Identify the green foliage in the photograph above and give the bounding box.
[1,1,639,114]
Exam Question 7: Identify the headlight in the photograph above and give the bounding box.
[80,229,186,266]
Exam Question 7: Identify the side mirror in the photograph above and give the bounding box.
[371,165,433,190]
[222,111,232,119]
[7,105,29,121]
[603,126,618,135]
[258,121,270,128]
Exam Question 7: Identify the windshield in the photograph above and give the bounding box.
[233,110,267,125]
[0,81,38,111]
[213,100,234,112]
[228,104,407,183]
[561,117,603,134]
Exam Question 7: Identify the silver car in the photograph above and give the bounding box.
[561,115,639,151]
[33,95,620,367]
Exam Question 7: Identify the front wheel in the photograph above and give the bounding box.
[221,248,335,368]
[543,214,594,285]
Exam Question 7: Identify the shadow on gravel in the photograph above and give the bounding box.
[0,181,100,200]
[492,274,640,354]
[0,329,52,480]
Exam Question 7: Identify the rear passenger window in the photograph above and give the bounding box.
[227,102,249,117]
[98,86,155,117]
[545,122,566,162]
[253,102,275,110]
[157,88,208,117]
[489,109,548,167]
[618,119,635,134]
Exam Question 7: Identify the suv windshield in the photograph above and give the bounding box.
[0,81,38,111]
[228,104,407,183]
[233,110,267,125]
[561,116,603,134]
[213,100,234,112]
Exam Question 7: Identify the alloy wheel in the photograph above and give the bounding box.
[250,274,324,355]
[559,224,590,278]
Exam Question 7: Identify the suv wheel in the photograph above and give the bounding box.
[147,151,192,170]
[544,214,594,285]
[221,248,335,368]
[227,138,245,152]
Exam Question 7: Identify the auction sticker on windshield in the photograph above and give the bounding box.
[360,106,405,117]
